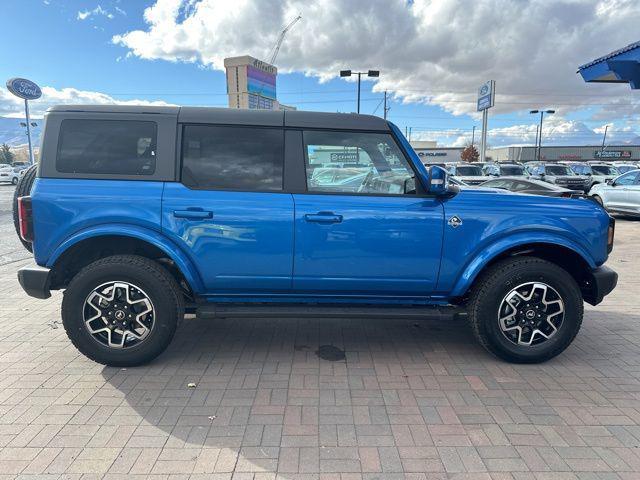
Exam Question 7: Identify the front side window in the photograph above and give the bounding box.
[57,119,157,175]
[614,171,639,186]
[181,125,283,191]
[304,131,415,195]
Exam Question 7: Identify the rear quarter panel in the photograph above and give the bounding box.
[438,189,610,296]
[31,178,164,266]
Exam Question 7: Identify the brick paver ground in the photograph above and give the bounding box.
[0,220,638,480]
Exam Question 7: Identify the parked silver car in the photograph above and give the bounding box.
[589,170,640,216]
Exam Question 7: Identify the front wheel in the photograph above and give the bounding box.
[468,257,583,363]
[62,255,184,366]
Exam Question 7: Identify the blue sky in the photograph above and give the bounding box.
[1,0,639,147]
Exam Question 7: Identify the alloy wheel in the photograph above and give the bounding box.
[83,281,155,348]
[498,282,564,346]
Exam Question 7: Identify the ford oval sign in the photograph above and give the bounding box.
[6,77,42,100]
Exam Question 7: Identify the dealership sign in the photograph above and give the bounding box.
[330,152,359,161]
[6,77,42,100]
[595,150,632,159]
[477,80,495,111]
[417,151,447,157]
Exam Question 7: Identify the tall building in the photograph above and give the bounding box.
[224,55,295,111]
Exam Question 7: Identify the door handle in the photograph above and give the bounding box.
[173,209,213,219]
[304,212,343,224]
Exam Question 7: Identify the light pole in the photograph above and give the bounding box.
[340,69,379,114]
[529,109,555,161]
[471,126,476,148]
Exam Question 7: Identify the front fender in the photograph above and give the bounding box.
[448,230,596,298]
[46,223,205,294]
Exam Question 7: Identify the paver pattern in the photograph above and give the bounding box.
[0,192,639,479]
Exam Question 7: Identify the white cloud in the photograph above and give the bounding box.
[112,0,640,121]
[0,86,174,119]
[413,116,640,147]
[77,4,120,21]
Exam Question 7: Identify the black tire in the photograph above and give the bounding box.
[62,255,184,366]
[12,164,37,252]
[592,195,604,207]
[468,257,583,363]
[11,177,18,185]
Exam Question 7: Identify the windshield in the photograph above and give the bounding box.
[456,166,483,176]
[617,165,638,174]
[545,165,572,176]
[591,165,618,175]
[570,164,592,175]
[500,166,524,175]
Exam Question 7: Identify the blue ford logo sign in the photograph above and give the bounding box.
[6,77,42,100]
[480,84,489,96]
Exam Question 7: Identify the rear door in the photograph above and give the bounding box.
[162,124,294,295]
[292,129,444,296]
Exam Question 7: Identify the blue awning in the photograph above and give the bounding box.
[578,40,640,89]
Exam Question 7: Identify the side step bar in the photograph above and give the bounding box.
[195,303,466,320]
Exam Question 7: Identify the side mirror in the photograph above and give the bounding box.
[606,178,613,185]
[403,176,416,194]
[427,166,457,196]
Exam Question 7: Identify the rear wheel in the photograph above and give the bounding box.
[592,195,604,207]
[62,255,184,366]
[12,164,37,252]
[468,257,583,363]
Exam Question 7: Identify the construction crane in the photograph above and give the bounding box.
[267,14,302,65]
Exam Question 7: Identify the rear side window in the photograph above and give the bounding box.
[181,125,283,191]
[57,120,157,175]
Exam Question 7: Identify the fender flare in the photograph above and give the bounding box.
[449,230,596,298]
[46,223,205,294]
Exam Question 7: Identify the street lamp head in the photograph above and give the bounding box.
[19,122,27,127]
[339,70,352,77]
[30,122,37,127]
[529,110,539,114]
[367,70,380,77]
[545,110,555,114]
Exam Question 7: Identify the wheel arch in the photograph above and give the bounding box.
[46,225,204,296]
[451,237,599,304]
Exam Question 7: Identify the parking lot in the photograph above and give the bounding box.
[0,183,639,479]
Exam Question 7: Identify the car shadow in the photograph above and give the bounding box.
[98,309,640,474]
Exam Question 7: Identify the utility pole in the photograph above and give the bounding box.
[601,125,608,152]
[408,127,412,142]
[383,91,389,119]
[471,126,476,147]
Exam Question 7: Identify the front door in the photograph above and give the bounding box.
[162,124,294,295]
[607,171,638,210]
[292,130,444,297]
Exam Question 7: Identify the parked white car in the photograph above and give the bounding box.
[589,169,640,216]
[446,163,492,185]
[0,165,25,185]
[588,162,620,187]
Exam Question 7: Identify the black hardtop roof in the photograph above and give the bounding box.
[47,105,391,131]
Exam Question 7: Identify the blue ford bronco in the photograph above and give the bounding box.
[15,105,617,366]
